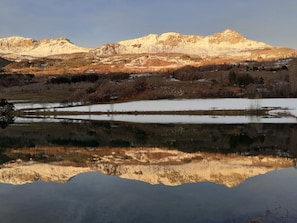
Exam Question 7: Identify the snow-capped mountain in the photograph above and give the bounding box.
[0,36,90,58]
[93,29,274,57]
[1,29,296,66]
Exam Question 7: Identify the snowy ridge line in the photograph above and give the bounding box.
[93,29,271,57]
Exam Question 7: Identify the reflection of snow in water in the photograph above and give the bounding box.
[54,98,297,115]
[63,114,297,124]
[15,98,297,124]
[15,114,297,124]
[15,103,61,110]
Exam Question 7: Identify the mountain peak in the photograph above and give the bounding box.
[159,32,181,37]
[209,29,246,44]
[221,29,245,40]
[222,29,243,36]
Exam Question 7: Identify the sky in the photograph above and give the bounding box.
[1,0,296,49]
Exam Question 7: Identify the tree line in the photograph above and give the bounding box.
[48,73,130,84]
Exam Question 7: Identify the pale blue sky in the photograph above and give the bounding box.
[1,0,296,49]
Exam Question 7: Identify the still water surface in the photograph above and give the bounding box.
[1,98,297,222]
[0,169,297,223]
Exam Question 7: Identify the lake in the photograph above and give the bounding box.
[0,98,297,223]
[0,169,297,223]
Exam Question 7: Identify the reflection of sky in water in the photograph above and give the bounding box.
[0,168,296,223]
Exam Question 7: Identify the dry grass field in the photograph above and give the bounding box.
[1,56,297,103]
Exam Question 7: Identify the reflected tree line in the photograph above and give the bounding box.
[1,121,297,159]
[0,99,15,129]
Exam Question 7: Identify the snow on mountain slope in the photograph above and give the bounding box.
[1,29,296,68]
[93,29,272,57]
[0,36,90,58]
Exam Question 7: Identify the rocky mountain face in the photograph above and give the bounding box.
[2,29,297,60]
[1,30,297,74]
[86,29,297,73]
[0,36,90,58]
[92,29,296,59]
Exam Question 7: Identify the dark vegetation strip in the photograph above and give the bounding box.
[47,73,130,84]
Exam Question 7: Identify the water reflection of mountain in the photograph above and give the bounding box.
[1,121,297,157]
[1,120,296,187]
[0,150,295,187]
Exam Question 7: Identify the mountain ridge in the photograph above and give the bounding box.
[1,30,297,69]
[93,29,273,57]
[0,36,90,58]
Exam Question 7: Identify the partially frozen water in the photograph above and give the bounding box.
[14,98,297,124]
